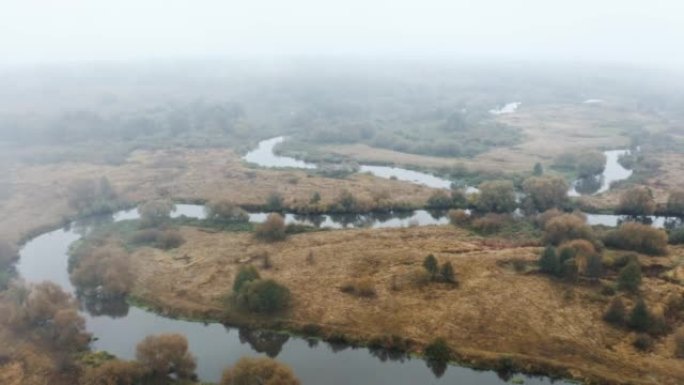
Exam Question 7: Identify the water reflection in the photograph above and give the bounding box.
[78,291,130,318]
[238,328,290,358]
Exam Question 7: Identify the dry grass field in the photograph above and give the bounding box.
[0,148,434,245]
[125,225,684,385]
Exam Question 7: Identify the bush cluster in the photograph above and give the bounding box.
[232,265,291,313]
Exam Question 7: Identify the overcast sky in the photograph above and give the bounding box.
[2,0,684,69]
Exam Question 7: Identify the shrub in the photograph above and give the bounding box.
[0,282,90,351]
[440,262,457,284]
[669,228,684,245]
[603,297,626,325]
[451,189,467,208]
[334,189,358,212]
[561,258,578,282]
[71,246,134,297]
[255,213,287,241]
[79,360,145,385]
[233,265,261,294]
[585,254,604,280]
[266,192,284,211]
[539,246,560,276]
[522,176,569,212]
[471,213,511,234]
[617,260,642,292]
[135,334,196,379]
[666,190,684,216]
[448,209,470,226]
[576,151,606,177]
[633,334,654,352]
[425,337,451,363]
[341,277,376,297]
[604,222,668,255]
[220,357,300,385]
[138,199,174,227]
[423,254,438,279]
[427,190,453,208]
[543,214,592,245]
[156,230,185,249]
[628,298,652,332]
[237,279,291,313]
[206,200,249,223]
[558,239,597,259]
[476,180,517,213]
[618,186,656,216]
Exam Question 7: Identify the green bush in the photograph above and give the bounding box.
[238,279,291,313]
[603,297,626,325]
[539,246,560,276]
[628,298,652,332]
[617,260,642,292]
[423,254,438,279]
[424,338,451,364]
[632,334,654,352]
[233,265,260,293]
[440,262,457,284]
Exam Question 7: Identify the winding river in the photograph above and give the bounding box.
[245,136,632,196]
[14,205,578,384]
[9,138,653,384]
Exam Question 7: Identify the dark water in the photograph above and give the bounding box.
[16,205,576,384]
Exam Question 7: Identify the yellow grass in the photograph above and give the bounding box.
[127,225,684,385]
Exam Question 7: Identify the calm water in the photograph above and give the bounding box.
[15,205,576,384]
[245,137,631,197]
[243,136,457,189]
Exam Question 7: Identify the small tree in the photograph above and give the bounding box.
[617,260,642,292]
[543,214,592,245]
[206,200,249,223]
[233,265,261,293]
[448,209,470,226]
[138,199,174,227]
[135,334,196,379]
[585,254,604,281]
[440,261,456,284]
[255,213,287,242]
[603,297,626,326]
[427,190,453,208]
[618,186,656,216]
[310,191,322,204]
[221,357,300,385]
[628,298,652,332]
[666,190,684,216]
[539,246,560,276]
[476,180,517,213]
[335,189,357,212]
[423,254,439,280]
[237,279,291,313]
[266,192,284,211]
[533,162,543,176]
[522,175,569,212]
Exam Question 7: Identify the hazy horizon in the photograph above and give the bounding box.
[2,0,684,71]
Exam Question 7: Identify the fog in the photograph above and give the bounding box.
[2,0,684,69]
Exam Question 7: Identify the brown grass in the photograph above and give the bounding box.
[123,225,684,385]
[0,148,434,245]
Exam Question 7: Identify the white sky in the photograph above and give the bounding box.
[1,0,684,68]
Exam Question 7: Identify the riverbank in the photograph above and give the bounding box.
[115,225,684,385]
